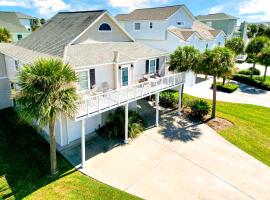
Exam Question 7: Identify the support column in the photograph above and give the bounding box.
[124,103,129,144]
[81,119,85,169]
[178,84,184,115]
[155,92,159,127]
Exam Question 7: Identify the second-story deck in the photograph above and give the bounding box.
[75,73,185,121]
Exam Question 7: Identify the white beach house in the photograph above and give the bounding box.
[0,10,185,168]
[116,5,226,86]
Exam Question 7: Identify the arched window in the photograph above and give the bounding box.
[99,23,112,31]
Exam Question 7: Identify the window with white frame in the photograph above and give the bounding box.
[134,22,141,30]
[77,71,89,91]
[15,60,20,71]
[149,22,153,29]
[149,59,156,74]
[98,23,112,31]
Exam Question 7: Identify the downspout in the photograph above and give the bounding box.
[113,51,119,89]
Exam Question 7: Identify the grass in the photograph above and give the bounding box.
[215,82,239,93]
[182,93,270,167]
[0,108,140,200]
[254,75,270,84]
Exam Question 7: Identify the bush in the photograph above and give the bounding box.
[96,108,145,139]
[159,91,178,108]
[190,99,210,119]
[246,57,254,63]
[216,82,239,93]
[238,67,260,76]
[233,74,270,90]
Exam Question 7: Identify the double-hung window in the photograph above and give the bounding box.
[77,70,89,91]
[149,59,156,75]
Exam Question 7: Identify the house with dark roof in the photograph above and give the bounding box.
[0,11,34,42]
[196,13,238,38]
[116,5,226,86]
[0,10,185,167]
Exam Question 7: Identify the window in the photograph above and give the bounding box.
[149,22,153,29]
[17,34,22,40]
[206,21,212,27]
[77,71,89,91]
[15,60,20,71]
[89,69,96,88]
[121,67,129,86]
[99,23,112,31]
[134,23,141,30]
[218,42,221,46]
[149,59,156,74]
[177,21,185,26]
[206,43,209,49]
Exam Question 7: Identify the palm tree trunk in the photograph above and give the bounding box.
[205,74,208,80]
[263,66,268,82]
[250,62,256,79]
[212,76,217,119]
[49,117,58,175]
[222,77,226,85]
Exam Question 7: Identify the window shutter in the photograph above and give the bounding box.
[146,60,149,74]
[156,58,159,72]
[90,69,96,88]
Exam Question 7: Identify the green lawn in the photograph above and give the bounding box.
[0,109,140,200]
[183,93,270,167]
[254,75,270,84]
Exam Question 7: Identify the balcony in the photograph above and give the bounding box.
[75,73,185,121]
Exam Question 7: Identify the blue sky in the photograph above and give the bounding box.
[0,0,269,23]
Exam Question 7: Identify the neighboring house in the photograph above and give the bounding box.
[0,11,34,42]
[116,5,226,86]
[196,13,238,39]
[0,10,184,167]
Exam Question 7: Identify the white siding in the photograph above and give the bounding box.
[75,14,132,44]
[5,55,17,80]
[0,78,13,109]
[167,8,193,29]
[0,53,7,77]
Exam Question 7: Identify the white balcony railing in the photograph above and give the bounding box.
[75,73,185,121]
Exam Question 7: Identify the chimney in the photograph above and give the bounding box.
[113,51,119,63]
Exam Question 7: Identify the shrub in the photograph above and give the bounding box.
[190,99,210,119]
[233,74,270,90]
[246,57,254,63]
[216,82,239,93]
[238,67,260,76]
[96,108,145,139]
[159,91,178,108]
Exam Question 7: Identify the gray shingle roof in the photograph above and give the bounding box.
[0,12,29,33]
[196,13,238,21]
[0,43,55,63]
[65,42,167,68]
[15,12,34,19]
[168,21,223,41]
[16,10,106,57]
[115,5,185,21]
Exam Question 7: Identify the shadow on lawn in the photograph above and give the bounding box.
[0,108,75,199]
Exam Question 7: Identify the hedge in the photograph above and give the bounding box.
[215,82,239,93]
[232,74,270,91]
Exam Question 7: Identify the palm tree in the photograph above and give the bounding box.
[16,59,78,175]
[169,46,201,72]
[246,36,270,78]
[0,27,12,43]
[257,46,270,81]
[198,47,235,118]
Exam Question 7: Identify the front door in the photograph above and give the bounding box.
[121,66,129,87]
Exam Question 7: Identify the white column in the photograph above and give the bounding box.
[81,119,86,168]
[124,103,129,144]
[178,84,183,115]
[155,92,159,127]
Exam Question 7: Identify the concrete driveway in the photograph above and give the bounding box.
[62,112,270,200]
[185,77,270,108]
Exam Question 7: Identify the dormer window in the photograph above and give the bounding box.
[177,21,185,26]
[99,23,112,31]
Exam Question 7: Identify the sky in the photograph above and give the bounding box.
[0,0,270,23]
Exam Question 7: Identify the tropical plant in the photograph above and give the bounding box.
[97,108,145,139]
[190,99,210,119]
[247,24,258,38]
[225,37,245,56]
[257,46,270,81]
[0,27,12,43]
[197,47,235,118]
[169,46,201,72]
[15,59,78,175]
[246,36,270,78]
[159,91,177,108]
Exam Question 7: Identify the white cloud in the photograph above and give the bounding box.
[209,5,225,14]
[108,0,168,12]
[0,0,29,7]
[239,0,270,22]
